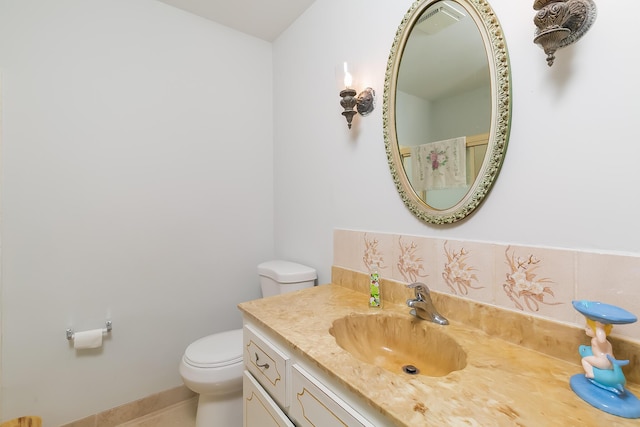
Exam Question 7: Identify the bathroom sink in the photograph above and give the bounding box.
[329,314,466,377]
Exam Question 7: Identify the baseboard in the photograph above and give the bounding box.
[60,385,196,427]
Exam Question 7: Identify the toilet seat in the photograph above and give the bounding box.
[184,329,243,369]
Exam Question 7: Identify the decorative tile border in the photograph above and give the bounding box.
[333,229,640,343]
[438,239,493,304]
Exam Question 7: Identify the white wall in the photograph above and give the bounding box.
[396,91,433,144]
[0,0,274,424]
[397,85,490,144]
[431,84,490,140]
[273,0,640,285]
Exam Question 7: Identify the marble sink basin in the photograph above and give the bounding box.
[329,313,467,377]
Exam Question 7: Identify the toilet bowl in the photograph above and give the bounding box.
[179,329,244,426]
[179,260,316,427]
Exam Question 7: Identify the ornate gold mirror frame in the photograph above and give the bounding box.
[383,0,512,224]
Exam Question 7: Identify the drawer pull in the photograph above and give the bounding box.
[255,352,270,369]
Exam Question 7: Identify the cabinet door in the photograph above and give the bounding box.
[290,364,375,427]
[243,371,294,427]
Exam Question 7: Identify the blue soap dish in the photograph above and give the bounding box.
[572,300,637,325]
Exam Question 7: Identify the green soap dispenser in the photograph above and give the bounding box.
[369,268,381,308]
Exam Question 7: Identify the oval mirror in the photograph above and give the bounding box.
[384,0,511,224]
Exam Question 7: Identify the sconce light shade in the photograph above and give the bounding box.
[533,0,597,66]
[337,62,375,129]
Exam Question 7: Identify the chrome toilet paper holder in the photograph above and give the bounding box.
[66,320,112,341]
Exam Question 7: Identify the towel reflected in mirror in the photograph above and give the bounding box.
[410,137,467,192]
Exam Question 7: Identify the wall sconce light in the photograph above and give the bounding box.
[337,62,375,129]
[533,0,597,66]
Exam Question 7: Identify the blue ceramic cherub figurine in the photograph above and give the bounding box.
[579,318,627,394]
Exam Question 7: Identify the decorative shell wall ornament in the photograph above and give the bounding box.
[533,0,597,66]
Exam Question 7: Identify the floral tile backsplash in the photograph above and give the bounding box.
[438,240,494,304]
[333,229,640,342]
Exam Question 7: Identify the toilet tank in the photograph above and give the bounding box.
[258,260,317,298]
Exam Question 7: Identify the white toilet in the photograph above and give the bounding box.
[179,260,317,427]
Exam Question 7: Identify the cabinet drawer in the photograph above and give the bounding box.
[290,364,375,427]
[243,324,290,409]
[243,371,294,427]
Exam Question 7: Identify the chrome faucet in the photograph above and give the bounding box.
[406,283,449,325]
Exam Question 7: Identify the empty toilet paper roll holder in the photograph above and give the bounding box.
[66,321,112,341]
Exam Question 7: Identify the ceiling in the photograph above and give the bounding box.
[155,0,317,42]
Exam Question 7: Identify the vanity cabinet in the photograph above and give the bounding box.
[242,322,377,427]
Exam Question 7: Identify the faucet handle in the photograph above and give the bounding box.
[407,282,430,299]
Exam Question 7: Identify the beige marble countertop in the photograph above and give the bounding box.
[238,277,640,426]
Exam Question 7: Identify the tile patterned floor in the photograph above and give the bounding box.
[117,398,197,427]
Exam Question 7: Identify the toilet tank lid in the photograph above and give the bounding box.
[258,260,317,283]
